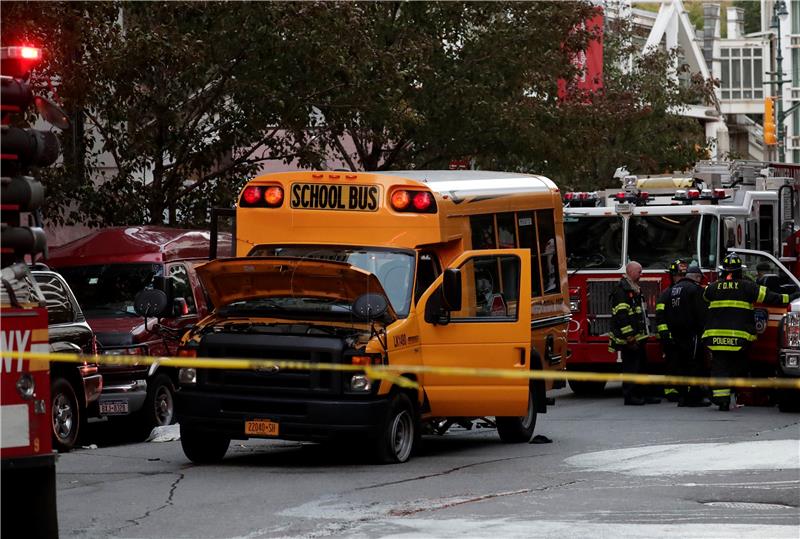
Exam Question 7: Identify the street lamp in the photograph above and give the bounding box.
[771,0,789,162]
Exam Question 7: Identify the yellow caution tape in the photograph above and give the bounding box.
[9,350,800,390]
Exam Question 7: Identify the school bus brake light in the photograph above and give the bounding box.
[412,191,432,211]
[242,186,262,205]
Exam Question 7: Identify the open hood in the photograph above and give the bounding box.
[196,257,396,320]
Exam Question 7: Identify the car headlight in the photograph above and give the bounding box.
[179,368,197,385]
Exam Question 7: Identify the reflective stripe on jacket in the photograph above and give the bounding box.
[702,279,790,351]
[608,277,648,351]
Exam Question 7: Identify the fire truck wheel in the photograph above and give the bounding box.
[568,380,607,396]
[777,388,800,413]
[373,392,419,464]
[140,374,176,435]
[496,385,537,443]
[51,377,81,452]
[180,424,230,464]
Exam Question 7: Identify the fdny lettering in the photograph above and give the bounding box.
[290,183,379,212]
[712,337,739,346]
[717,282,739,290]
[1,329,30,373]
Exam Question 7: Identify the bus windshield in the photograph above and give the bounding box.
[564,215,624,270]
[248,245,415,317]
[628,215,701,270]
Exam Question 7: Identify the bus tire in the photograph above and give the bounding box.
[51,377,82,452]
[568,380,607,396]
[373,392,419,464]
[180,424,230,464]
[496,385,537,443]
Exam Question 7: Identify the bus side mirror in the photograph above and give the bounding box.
[442,269,462,312]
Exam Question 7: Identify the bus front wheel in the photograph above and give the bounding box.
[373,392,419,464]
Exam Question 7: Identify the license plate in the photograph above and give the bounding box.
[290,183,380,212]
[99,400,129,415]
[245,419,279,437]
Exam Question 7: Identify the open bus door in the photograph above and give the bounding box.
[210,207,237,260]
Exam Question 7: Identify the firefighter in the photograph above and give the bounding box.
[609,261,659,405]
[656,259,684,402]
[702,253,799,411]
[656,258,687,402]
[659,263,711,406]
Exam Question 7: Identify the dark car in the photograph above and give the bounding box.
[31,270,102,451]
[46,226,231,435]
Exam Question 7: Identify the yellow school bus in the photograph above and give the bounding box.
[175,170,569,464]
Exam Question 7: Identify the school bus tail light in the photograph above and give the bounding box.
[240,185,284,208]
[390,189,437,213]
[264,186,284,206]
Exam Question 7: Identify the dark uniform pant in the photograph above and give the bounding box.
[710,347,748,405]
[621,343,648,400]
[667,334,707,403]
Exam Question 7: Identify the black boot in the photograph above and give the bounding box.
[624,396,645,406]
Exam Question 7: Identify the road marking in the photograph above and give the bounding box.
[565,439,800,476]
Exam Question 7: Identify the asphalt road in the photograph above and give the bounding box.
[57,384,800,538]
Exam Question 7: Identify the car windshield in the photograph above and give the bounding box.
[628,215,701,270]
[247,245,415,317]
[57,263,163,317]
[564,215,623,270]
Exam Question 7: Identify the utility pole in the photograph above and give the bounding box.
[771,0,789,162]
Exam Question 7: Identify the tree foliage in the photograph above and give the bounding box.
[534,15,716,191]
[1,1,714,227]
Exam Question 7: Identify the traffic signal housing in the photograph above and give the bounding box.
[1,46,65,265]
[764,96,777,146]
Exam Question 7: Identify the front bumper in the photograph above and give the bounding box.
[176,389,390,442]
[98,379,147,416]
[81,374,103,405]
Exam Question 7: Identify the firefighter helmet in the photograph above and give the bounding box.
[669,258,688,276]
[720,253,743,279]
[721,253,743,271]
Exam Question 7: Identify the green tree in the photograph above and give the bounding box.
[299,2,596,171]
[2,2,329,227]
[734,0,760,35]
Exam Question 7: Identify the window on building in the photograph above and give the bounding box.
[720,47,763,100]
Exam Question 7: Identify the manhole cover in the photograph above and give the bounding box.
[703,502,795,510]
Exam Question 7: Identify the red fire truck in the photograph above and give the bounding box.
[563,161,800,396]
[1,264,57,537]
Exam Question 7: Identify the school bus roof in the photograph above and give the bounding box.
[236,170,560,254]
[377,170,558,196]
